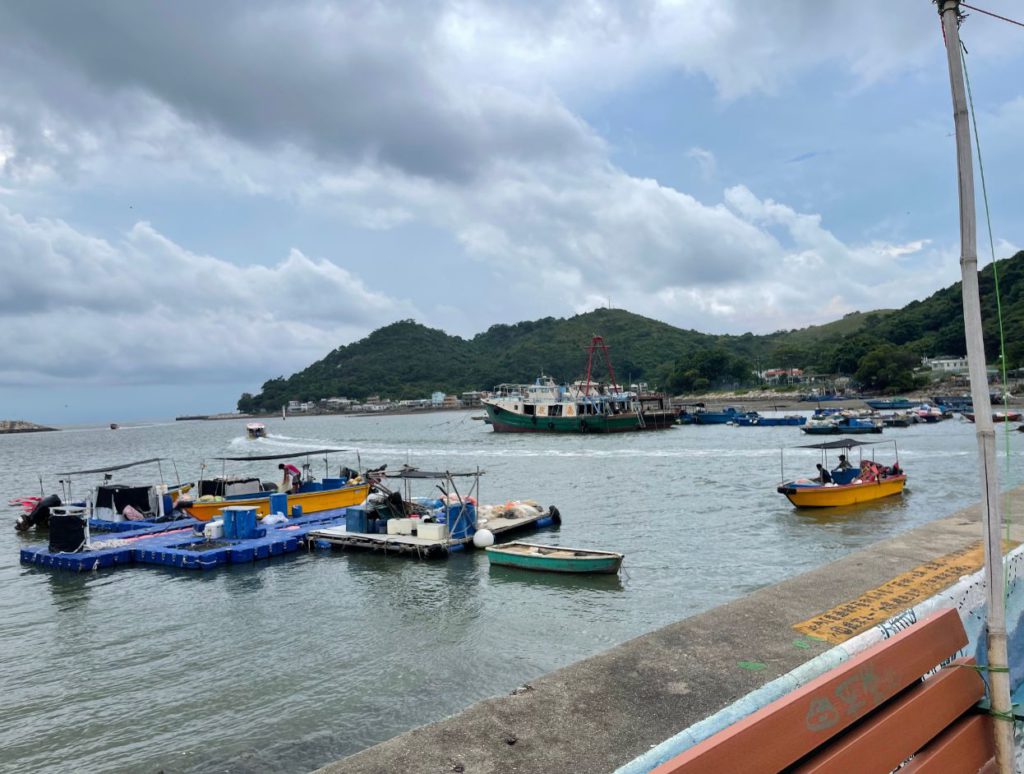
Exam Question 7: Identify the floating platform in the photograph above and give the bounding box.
[89,517,200,534]
[310,508,560,558]
[20,509,350,573]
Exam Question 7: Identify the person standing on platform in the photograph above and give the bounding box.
[279,462,302,492]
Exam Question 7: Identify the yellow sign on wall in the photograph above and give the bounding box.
[794,541,1011,645]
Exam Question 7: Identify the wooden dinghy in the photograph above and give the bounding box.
[485,541,623,574]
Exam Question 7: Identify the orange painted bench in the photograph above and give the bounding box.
[652,608,994,774]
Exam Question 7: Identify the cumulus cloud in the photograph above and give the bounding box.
[0,1,604,186]
[0,0,1017,404]
[0,206,411,386]
[0,0,965,193]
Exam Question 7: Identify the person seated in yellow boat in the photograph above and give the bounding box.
[814,463,833,484]
[835,454,852,470]
[859,460,884,482]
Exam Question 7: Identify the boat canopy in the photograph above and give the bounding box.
[797,439,882,450]
[212,448,346,461]
[378,466,484,479]
[57,457,166,476]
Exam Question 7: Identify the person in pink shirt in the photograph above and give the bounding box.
[279,462,302,492]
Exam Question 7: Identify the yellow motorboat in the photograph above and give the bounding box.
[179,448,369,522]
[183,481,369,521]
[777,439,906,508]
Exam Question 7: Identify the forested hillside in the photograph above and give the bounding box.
[239,251,1024,410]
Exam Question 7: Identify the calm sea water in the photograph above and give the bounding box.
[1,411,1022,773]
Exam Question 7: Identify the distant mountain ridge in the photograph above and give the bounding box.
[239,251,1024,411]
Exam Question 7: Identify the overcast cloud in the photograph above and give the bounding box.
[0,0,1021,421]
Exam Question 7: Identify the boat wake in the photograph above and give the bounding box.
[228,434,347,452]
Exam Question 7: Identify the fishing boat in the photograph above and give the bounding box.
[481,336,676,433]
[913,403,945,423]
[801,414,882,435]
[178,449,370,521]
[864,398,918,410]
[932,394,973,412]
[675,403,704,424]
[880,412,915,428]
[246,422,267,439]
[962,410,1021,423]
[13,458,193,531]
[730,411,806,427]
[691,406,745,425]
[485,541,623,574]
[777,439,906,508]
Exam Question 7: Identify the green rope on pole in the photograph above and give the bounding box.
[960,46,1015,582]
[954,663,1011,675]
[988,708,1017,723]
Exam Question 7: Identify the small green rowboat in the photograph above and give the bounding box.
[484,541,623,574]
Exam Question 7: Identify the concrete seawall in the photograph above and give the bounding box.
[318,488,1024,774]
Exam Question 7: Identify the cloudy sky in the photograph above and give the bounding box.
[1,1,1021,423]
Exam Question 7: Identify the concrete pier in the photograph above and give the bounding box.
[317,488,1024,774]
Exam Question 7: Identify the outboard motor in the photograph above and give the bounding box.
[15,493,61,532]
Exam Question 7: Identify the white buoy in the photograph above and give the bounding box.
[472,529,494,548]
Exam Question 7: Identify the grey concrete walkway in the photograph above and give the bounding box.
[317,489,1024,774]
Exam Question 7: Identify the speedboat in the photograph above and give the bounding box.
[246,422,266,439]
[777,439,906,508]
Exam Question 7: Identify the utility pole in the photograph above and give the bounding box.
[938,2,1013,769]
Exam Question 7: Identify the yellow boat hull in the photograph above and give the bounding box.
[778,475,906,508]
[183,482,370,522]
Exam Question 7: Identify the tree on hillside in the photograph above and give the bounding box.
[665,346,752,393]
[237,393,256,413]
[855,344,922,393]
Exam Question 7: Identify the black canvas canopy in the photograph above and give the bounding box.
[797,439,881,450]
[57,458,165,476]
[212,448,346,461]
[379,466,484,479]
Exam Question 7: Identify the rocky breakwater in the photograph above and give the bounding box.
[0,420,57,434]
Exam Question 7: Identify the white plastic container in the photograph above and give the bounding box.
[204,520,224,540]
[386,519,402,535]
[394,518,414,536]
[418,523,448,541]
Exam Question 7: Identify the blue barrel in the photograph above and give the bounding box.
[447,503,477,540]
[269,492,288,516]
[234,508,258,539]
[291,504,303,518]
[221,507,237,539]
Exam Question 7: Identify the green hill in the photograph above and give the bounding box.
[239,251,1024,410]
